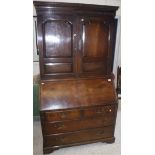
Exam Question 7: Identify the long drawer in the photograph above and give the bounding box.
[41,105,115,122]
[42,116,115,135]
[44,126,114,147]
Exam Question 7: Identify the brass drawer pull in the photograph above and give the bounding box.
[106,107,112,113]
[96,109,102,114]
[96,130,105,135]
[61,113,67,119]
[54,123,65,129]
[55,137,65,142]
[61,137,65,142]
[105,107,113,113]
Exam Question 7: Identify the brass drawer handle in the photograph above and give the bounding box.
[106,108,112,113]
[61,137,65,142]
[96,109,102,114]
[54,123,65,129]
[96,130,105,135]
[60,113,67,119]
[55,137,65,142]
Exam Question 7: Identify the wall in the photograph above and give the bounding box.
[33,0,121,85]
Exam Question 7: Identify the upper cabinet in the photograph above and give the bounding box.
[79,17,117,76]
[37,14,77,79]
[34,2,118,80]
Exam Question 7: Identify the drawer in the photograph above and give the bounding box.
[41,105,115,122]
[44,126,114,147]
[42,116,115,135]
[44,63,73,74]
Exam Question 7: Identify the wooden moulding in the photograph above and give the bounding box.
[43,137,115,154]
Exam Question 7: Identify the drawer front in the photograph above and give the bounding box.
[41,110,81,122]
[44,63,73,74]
[42,116,115,135]
[44,126,114,147]
[41,105,115,122]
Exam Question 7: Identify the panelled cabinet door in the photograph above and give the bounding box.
[37,15,77,79]
[78,17,117,76]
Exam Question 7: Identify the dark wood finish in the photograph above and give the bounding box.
[43,137,115,154]
[33,2,118,15]
[41,104,115,122]
[79,17,117,76]
[116,66,121,96]
[42,116,115,134]
[44,63,73,74]
[34,1,118,154]
[38,15,77,79]
[43,20,72,57]
[34,1,118,79]
[40,78,117,111]
[44,126,114,147]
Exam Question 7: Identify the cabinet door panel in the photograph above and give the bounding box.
[44,20,72,57]
[82,21,109,58]
[37,15,77,79]
[79,18,117,76]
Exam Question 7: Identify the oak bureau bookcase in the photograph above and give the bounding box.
[34,1,119,154]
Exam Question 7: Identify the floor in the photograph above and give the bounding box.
[33,103,121,155]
